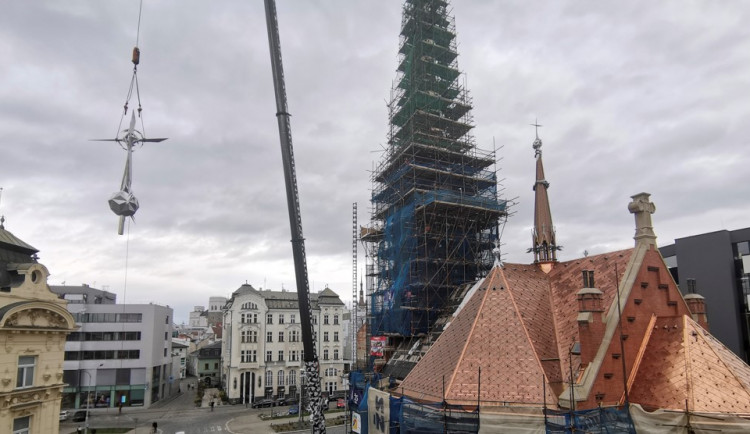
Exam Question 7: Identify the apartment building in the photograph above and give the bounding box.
[222,284,348,404]
[0,221,76,434]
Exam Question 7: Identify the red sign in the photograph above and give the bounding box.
[370,336,386,356]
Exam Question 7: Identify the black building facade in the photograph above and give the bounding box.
[660,227,750,362]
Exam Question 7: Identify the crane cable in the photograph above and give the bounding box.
[119,0,143,304]
[115,0,146,145]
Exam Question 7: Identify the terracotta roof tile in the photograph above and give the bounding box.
[630,316,750,413]
[547,249,633,378]
[401,266,557,405]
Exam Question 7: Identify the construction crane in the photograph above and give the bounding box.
[262,1,326,432]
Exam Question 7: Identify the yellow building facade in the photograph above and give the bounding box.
[0,221,76,434]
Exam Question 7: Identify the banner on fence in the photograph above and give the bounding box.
[368,388,390,434]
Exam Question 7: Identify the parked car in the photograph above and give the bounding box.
[71,411,87,422]
[336,398,346,409]
[274,397,288,406]
[59,411,69,421]
[288,404,299,415]
[251,398,275,408]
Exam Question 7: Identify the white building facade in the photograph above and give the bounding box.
[51,286,174,410]
[222,285,348,404]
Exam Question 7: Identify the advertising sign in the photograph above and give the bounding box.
[352,412,362,434]
[370,336,386,357]
[368,388,390,434]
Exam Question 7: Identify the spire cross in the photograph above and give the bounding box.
[530,120,542,139]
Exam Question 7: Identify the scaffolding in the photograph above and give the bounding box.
[365,0,507,348]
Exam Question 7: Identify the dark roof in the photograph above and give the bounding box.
[0,226,38,264]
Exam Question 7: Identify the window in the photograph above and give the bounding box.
[165,315,169,324]
[241,350,257,363]
[289,370,296,386]
[266,370,273,386]
[267,331,273,343]
[267,313,273,325]
[204,363,209,370]
[165,331,168,340]
[333,314,339,325]
[279,314,285,324]
[278,350,284,361]
[214,362,219,369]
[240,330,258,343]
[323,332,329,342]
[290,314,296,324]
[16,356,35,388]
[13,416,30,434]
[323,314,329,325]
[334,349,339,360]
[278,370,285,387]
[164,348,167,357]
[290,350,298,361]
[323,349,329,360]
[334,332,339,342]
[266,351,272,362]
[582,270,595,288]
[290,330,299,342]
[278,331,284,342]
[312,316,317,325]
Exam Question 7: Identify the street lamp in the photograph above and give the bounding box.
[80,370,92,434]
[80,363,103,434]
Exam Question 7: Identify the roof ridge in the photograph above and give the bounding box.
[502,268,556,397]
[444,268,495,396]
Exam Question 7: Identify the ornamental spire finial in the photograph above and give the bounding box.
[531,120,543,157]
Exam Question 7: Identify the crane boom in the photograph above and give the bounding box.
[263,1,326,432]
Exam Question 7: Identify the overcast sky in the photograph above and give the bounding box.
[2,1,749,324]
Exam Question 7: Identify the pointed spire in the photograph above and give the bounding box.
[530,121,559,266]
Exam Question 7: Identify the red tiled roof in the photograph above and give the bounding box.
[630,316,750,413]
[401,266,558,405]
[547,249,633,381]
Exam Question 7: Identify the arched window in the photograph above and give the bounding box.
[289,370,296,386]
[266,370,273,386]
[278,370,285,387]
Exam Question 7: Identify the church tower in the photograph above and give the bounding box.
[530,124,559,269]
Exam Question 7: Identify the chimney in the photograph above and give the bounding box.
[684,278,709,330]
[577,270,604,366]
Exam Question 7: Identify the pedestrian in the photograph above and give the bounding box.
[210,400,215,411]
[152,421,158,433]
[118,401,122,415]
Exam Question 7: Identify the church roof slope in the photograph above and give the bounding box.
[400,265,558,405]
[630,316,750,414]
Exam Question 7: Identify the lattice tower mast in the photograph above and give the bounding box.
[352,202,358,363]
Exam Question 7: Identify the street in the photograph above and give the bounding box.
[60,378,348,434]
